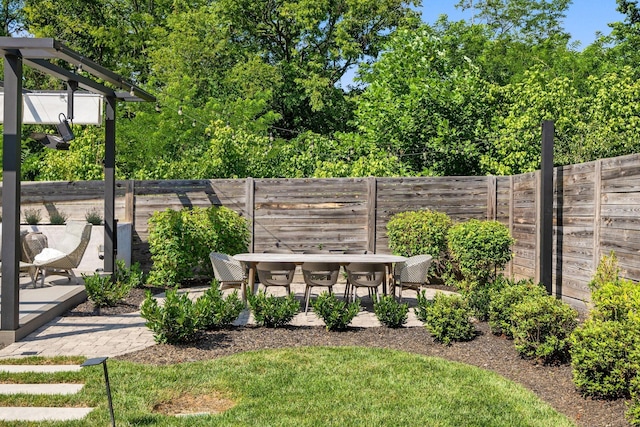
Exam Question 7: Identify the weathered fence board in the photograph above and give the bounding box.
[5,152,640,305]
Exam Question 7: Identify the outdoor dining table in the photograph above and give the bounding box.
[233,252,407,296]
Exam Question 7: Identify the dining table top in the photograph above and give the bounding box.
[233,252,407,265]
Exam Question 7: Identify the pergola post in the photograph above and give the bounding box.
[1,53,23,331]
[104,96,116,274]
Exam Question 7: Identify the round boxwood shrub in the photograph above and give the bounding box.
[591,278,640,322]
[386,209,452,276]
[488,277,547,338]
[423,292,476,345]
[511,294,577,363]
[447,219,514,286]
[570,319,640,398]
[628,372,640,426]
[147,206,250,286]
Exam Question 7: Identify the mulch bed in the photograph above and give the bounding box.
[68,287,631,427]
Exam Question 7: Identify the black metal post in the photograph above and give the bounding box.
[104,96,116,274]
[1,53,23,331]
[541,120,554,295]
[102,361,116,427]
[81,357,115,427]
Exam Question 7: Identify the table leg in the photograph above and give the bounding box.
[247,263,257,295]
[386,263,395,297]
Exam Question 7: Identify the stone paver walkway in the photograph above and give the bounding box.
[0,282,453,359]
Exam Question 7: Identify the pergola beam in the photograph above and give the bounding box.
[25,59,117,98]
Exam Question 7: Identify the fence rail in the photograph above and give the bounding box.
[6,152,640,305]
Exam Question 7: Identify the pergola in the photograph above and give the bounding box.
[0,38,155,338]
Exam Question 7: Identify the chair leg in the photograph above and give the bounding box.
[304,285,311,314]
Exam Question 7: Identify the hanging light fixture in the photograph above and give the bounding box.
[57,113,75,142]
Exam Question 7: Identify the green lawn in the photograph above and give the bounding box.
[0,347,574,426]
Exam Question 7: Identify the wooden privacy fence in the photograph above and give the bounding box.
[5,152,640,305]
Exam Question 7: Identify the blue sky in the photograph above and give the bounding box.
[419,1,625,47]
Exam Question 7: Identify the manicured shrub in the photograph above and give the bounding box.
[23,208,42,225]
[488,277,547,338]
[114,259,145,289]
[423,292,476,345]
[414,289,430,322]
[83,272,134,308]
[628,373,640,426]
[511,294,577,363]
[147,206,249,286]
[458,278,504,322]
[386,209,452,276]
[312,292,360,331]
[85,207,103,225]
[570,319,640,398]
[373,295,409,328]
[588,251,621,292]
[195,283,244,329]
[48,210,68,225]
[591,278,640,322]
[248,291,300,328]
[447,219,514,286]
[141,288,201,344]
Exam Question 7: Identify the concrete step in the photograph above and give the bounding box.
[0,364,82,373]
[0,383,84,395]
[0,364,94,422]
[0,406,94,421]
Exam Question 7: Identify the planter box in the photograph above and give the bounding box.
[18,223,132,273]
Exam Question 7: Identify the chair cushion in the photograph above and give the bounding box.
[34,247,67,263]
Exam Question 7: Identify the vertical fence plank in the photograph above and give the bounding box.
[246,177,255,253]
[367,177,377,253]
[509,175,514,279]
[592,160,602,275]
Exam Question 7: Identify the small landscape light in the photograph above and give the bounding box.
[81,356,115,427]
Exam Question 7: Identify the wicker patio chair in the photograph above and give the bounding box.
[32,221,92,287]
[209,252,249,303]
[393,254,433,301]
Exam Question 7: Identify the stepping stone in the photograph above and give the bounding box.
[0,365,82,373]
[0,383,84,395]
[0,407,94,421]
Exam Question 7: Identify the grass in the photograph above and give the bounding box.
[0,347,574,426]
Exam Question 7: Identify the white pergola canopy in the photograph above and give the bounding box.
[0,91,103,125]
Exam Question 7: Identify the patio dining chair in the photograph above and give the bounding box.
[342,249,368,299]
[345,262,385,303]
[32,221,92,287]
[210,252,249,303]
[393,254,433,301]
[256,261,296,295]
[301,262,340,314]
